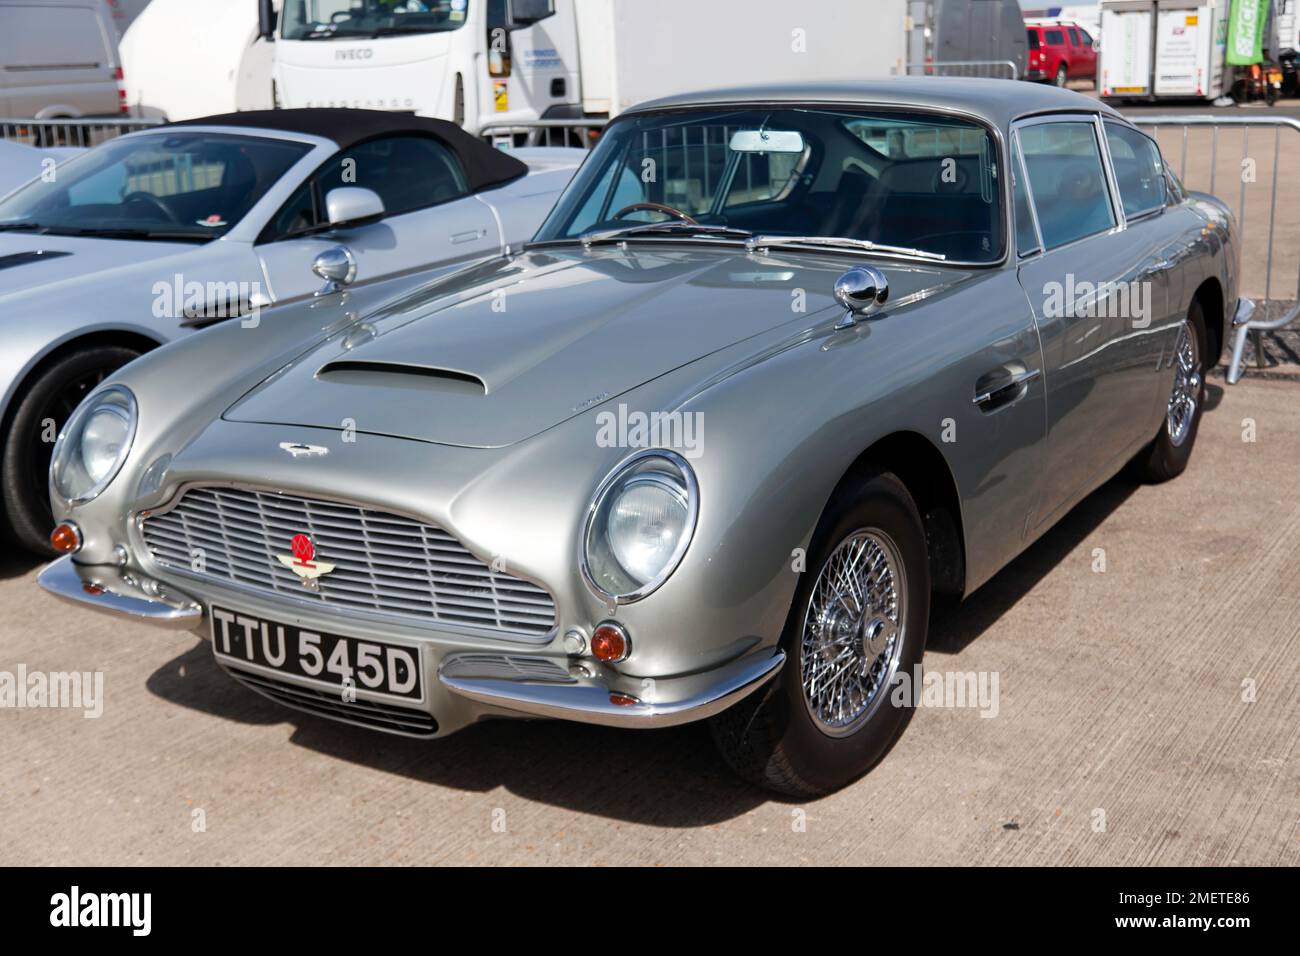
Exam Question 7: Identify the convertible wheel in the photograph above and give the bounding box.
[1130,299,1207,483]
[709,470,929,796]
[1,346,141,554]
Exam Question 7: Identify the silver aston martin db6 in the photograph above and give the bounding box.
[38,79,1245,795]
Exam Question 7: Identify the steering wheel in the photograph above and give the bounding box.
[930,163,970,193]
[122,191,180,223]
[611,201,698,224]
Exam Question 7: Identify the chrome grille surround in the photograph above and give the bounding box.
[138,485,557,639]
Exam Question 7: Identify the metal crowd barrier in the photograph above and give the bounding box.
[479,118,607,150]
[1133,115,1300,383]
[904,59,1020,80]
[0,116,163,147]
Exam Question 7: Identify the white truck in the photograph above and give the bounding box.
[260,0,912,136]
[1099,0,1229,102]
[122,0,279,120]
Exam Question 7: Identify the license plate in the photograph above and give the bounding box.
[210,606,423,702]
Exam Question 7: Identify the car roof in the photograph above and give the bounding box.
[164,108,528,193]
[626,78,1120,130]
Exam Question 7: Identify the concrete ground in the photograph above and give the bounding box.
[0,373,1296,866]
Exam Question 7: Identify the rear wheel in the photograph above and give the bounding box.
[1,346,141,554]
[1130,299,1207,483]
[1054,64,1069,87]
[709,470,930,797]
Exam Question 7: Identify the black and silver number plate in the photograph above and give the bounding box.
[210,606,422,701]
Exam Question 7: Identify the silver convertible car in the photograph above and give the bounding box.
[39,80,1243,796]
[0,109,581,553]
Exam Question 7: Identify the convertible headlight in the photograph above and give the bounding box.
[582,450,698,602]
[50,385,137,505]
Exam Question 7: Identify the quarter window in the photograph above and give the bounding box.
[1104,122,1167,217]
[1011,134,1040,257]
[1017,121,1116,249]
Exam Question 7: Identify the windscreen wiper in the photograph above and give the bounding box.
[577,222,755,247]
[745,234,947,261]
[0,221,46,232]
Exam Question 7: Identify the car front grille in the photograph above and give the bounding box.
[140,486,557,639]
[228,667,438,737]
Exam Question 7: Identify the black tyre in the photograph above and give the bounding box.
[709,470,930,797]
[1130,298,1208,483]
[1,346,140,554]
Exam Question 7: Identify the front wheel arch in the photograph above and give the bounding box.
[828,430,967,599]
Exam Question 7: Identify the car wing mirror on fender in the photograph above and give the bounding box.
[312,245,357,296]
[833,266,889,329]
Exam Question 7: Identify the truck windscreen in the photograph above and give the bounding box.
[281,0,470,41]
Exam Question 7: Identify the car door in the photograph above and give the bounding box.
[254,133,501,303]
[1013,114,1167,525]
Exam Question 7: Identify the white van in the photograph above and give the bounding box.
[0,0,125,118]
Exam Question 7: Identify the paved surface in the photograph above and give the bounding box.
[1,376,1298,866]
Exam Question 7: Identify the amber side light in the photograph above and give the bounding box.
[50,523,82,554]
[590,622,630,663]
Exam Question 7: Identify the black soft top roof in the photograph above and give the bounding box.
[166,108,527,193]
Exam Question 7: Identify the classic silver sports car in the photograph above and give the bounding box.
[39,79,1244,795]
[0,109,581,553]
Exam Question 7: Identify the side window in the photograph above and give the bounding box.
[316,135,468,217]
[1011,134,1040,257]
[1103,122,1166,218]
[1079,28,1094,47]
[1046,29,1065,45]
[1017,121,1116,249]
[1068,27,1080,47]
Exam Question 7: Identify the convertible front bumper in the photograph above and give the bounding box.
[37,555,784,733]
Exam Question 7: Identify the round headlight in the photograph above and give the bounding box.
[582,450,698,602]
[50,385,137,504]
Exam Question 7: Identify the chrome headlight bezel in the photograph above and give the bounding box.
[50,384,138,506]
[581,449,699,603]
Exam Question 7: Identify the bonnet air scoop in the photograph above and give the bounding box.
[316,360,487,397]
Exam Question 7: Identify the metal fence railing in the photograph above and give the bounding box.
[0,116,163,148]
[904,59,1020,80]
[1134,115,1300,383]
[479,118,607,150]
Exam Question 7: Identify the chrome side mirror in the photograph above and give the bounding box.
[312,245,357,296]
[324,186,385,227]
[833,266,889,328]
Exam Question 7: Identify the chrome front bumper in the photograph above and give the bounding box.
[37,555,784,732]
[438,647,785,729]
[38,555,202,629]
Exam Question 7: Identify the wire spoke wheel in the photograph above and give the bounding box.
[800,528,906,737]
[1166,318,1201,447]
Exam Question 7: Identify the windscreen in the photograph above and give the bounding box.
[281,0,470,40]
[535,107,1005,263]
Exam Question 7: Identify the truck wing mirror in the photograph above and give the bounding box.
[510,0,555,28]
[257,0,277,40]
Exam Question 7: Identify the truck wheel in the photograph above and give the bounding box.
[1130,299,1208,483]
[1,346,141,554]
[1054,64,1069,87]
[709,470,930,797]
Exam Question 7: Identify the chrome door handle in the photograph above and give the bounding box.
[451,229,487,244]
[973,367,1040,409]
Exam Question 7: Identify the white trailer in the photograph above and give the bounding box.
[263,0,910,135]
[1099,0,1229,102]
[121,0,278,120]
